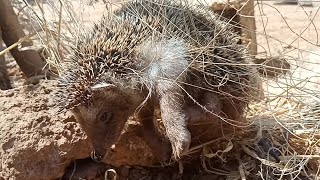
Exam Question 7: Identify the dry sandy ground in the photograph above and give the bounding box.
[255,2,320,108]
[1,1,320,179]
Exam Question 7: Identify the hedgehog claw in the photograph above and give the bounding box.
[91,150,103,162]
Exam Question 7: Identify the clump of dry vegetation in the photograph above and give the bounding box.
[1,0,319,179]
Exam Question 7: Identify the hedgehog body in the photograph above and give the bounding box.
[57,0,262,162]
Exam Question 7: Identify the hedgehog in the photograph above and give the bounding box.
[56,0,263,163]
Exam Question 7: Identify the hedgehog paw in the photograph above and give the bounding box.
[170,129,191,159]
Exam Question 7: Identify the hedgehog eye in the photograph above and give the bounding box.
[99,112,113,124]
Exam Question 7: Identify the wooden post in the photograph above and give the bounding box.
[208,0,258,56]
[0,0,47,78]
[0,27,12,90]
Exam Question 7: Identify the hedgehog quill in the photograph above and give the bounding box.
[56,0,263,163]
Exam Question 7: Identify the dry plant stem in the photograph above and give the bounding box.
[0,27,12,90]
[0,0,46,78]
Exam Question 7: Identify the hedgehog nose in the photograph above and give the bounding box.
[91,150,103,162]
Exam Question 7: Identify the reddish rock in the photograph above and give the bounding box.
[0,80,156,180]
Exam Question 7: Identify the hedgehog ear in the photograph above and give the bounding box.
[91,82,116,91]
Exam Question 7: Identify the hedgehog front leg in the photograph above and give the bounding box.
[158,81,191,159]
[138,101,172,162]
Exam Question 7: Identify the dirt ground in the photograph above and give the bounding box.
[1,1,320,180]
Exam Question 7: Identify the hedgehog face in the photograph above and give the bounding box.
[71,84,133,162]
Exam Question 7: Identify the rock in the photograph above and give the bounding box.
[0,81,90,180]
[103,120,156,167]
[0,80,156,180]
[253,56,291,77]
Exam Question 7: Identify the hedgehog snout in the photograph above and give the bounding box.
[90,140,110,162]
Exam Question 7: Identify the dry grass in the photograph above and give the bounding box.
[9,0,320,179]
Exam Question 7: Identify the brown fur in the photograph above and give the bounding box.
[71,86,143,160]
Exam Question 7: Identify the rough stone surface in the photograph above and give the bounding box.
[0,80,156,180]
[0,81,90,179]
[103,120,156,167]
